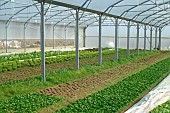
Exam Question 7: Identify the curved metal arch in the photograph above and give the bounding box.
[53,12,95,28]
[131,1,170,20]
[104,0,125,13]
[141,6,170,22]
[24,13,39,27]
[45,9,71,22]
[23,5,61,27]
[85,17,116,28]
[79,16,97,26]
[53,14,75,28]
[81,0,91,7]
[52,0,94,28]
[6,3,39,26]
[65,13,96,27]
[153,16,170,26]
[120,0,149,17]
[148,12,169,24]
[158,19,170,27]
[0,1,10,7]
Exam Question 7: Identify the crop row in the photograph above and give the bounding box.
[0,93,60,113]
[0,48,105,63]
[0,49,115,73]
[150,99,170,113]
[0,50,76,63]
[55,57,170,113]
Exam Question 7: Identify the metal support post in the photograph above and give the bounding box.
[127,21,130,56]
[136,24,139,55]
[98,15,102,65]
[115,18,118,61]
[150,27,153,52]
[5,24,8,53]
[144,25,147,54]
[24,25,26,52]
[64,27,67,48]
[158,28,162,50]
[155,27,157,50]
[83,27,86,47]
[75,9,79,70]
[40,2,46,81]
[53,27,55,49]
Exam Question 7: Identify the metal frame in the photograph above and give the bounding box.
[75,9,79,70]
[98,14,102,65]
[115,18,118,61]
[1,0,169,81]
[127,21,130,56]
[150,27,153,52]
[40,1,46,81]
[155,27,157,49]
[144,24,147,54]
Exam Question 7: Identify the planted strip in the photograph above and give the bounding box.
[56,57,170,113]
[150,100,170,113]
[0,93,60,113]
[0,49,116,73]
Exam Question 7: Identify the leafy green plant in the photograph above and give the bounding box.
[0,49,116,73]
[0,93,60,113]
[150,99,170,113]
[56,57,170,113]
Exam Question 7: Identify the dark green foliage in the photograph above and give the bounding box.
[56,57,170,113]
[0,93,60,113]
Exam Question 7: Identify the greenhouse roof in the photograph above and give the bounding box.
[1,0,170,27]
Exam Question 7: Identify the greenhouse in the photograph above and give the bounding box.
[0,0,170,112]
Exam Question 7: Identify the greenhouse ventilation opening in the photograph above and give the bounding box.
[1,0,170,81]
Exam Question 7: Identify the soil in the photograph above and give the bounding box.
[38,51,170,112]
[0,54,115,85]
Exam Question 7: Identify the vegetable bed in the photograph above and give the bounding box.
[0,49,115,73]
[0,93,60,113]
[150,99,170,113]
[55,57,170,113]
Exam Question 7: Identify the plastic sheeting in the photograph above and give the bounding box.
[125,74,170,113]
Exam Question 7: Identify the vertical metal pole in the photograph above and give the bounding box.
[40,2,46,81]
[158,28,162,50]
[155,27,157,50]
[127,21,130,56]
[75,9,79,70]
[24,25,26,52]
[83,27,86,47]
[144,25,147,54]
[5,24,8,53]
[98,15,102,66]
[136,24,139,55]
[150,27,153,52]
[115,18,118,61]
[53,26,55,49]
[64,27,67,48]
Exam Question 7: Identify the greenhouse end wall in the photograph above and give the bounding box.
[0,20,84,53]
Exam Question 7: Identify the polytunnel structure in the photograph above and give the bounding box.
[1,1,170,113]
[0,0,170,81]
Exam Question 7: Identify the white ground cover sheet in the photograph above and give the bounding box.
[125,74,170,113]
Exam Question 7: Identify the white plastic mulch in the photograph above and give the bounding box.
[125,74,170,113]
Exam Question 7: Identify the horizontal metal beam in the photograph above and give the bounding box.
[34,0,158,27]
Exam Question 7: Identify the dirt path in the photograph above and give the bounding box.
[38,51,170,113]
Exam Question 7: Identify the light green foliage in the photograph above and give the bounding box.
[150,100,170,113]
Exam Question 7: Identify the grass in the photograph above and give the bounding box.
[0,50,162,101]
[55,57,170,113]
